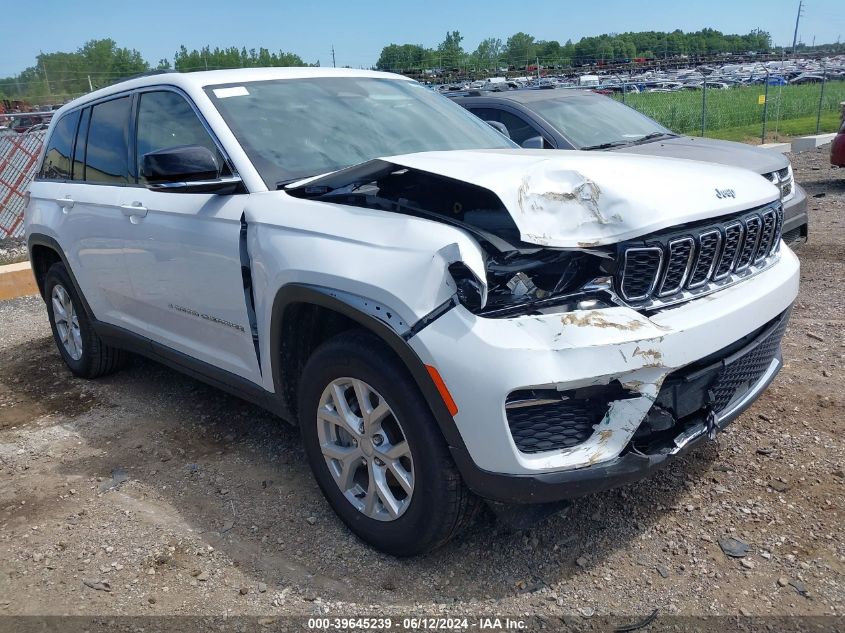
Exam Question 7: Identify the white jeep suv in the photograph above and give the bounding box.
[26,68,799,556]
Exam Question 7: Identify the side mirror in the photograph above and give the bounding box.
[521,136,545,149]
[485,120,511,139]
[142,145,242,194]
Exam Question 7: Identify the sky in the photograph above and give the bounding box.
[2,0,843,76]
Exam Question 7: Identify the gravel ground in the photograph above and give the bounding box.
[0,148,842,623]
[0,237,27,266]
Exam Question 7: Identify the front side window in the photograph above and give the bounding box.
[39,110,80,180]
[206,77,515,187]
[85,96,131,185]
[493,109,542,145]
[135,90,228,184]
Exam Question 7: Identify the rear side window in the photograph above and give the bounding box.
[72,108,91,181]
[85,96,131,185]
[39,110,80,180]
[135,90,228,184]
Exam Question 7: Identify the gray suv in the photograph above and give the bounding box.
[452,89,808,246]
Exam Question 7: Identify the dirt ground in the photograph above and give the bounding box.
[0,147,843,624]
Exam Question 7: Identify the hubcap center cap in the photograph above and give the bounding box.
[360,439,375,458]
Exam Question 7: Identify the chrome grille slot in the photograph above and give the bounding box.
[736,215,762,271]
[756,209,777,263]
[619,247,663,301]
[657,237,694,296]
[714,222,743,280]
[615,203,783,310]
[687,230,721,288]
[770,206,783,255]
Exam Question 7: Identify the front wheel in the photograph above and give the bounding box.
[298,331,478,556]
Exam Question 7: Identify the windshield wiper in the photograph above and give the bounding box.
[581,140,632,150]
[276,176,316,189]
[582,132,676,151]
[628,131,677,145]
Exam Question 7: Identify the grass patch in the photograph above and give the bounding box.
[702,111,843,143]
[616,80,845,140]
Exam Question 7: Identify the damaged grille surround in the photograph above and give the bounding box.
[615,204,783,310]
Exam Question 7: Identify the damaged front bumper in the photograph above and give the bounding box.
[408,246,799,504]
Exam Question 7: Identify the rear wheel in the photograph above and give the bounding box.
[44,263,127,378]
[298,331,477,556]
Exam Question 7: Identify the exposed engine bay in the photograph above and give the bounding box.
[287,160,616,317]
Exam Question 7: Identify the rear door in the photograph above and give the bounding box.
[119,88,261,383]
[30,98,136,325]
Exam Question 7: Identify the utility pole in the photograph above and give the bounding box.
[87,75,93,92]
[791,0,804,57]
[39,51,51,100]
[331,45,336,68]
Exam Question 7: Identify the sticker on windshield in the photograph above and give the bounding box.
[213,86,250,99]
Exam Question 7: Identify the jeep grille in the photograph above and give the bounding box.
[616,204,783,309]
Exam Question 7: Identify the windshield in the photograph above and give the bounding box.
[205,77,515,186]
[531,94,672,149]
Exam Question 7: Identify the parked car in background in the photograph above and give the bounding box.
[831,117,845,168]
[452,89,809,245]
[27,68,798,555]
[11,114,46,133]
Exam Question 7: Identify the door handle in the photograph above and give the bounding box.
[119,202,148,219]
[56,196,74,211]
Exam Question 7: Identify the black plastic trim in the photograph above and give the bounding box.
[92,320,275,414]
[26,234,93,317]
[238,214,261,371]
[268,284,466,449]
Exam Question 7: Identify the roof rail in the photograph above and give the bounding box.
[107,69,173,87]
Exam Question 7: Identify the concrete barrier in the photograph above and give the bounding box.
[0,260,38,300]
[760,142,792,154]
[791,133,837,153]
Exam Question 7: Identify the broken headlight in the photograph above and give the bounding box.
[450,248,614,317]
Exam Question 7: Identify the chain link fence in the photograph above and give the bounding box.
[0,129,45,239]
[616,78,845,142]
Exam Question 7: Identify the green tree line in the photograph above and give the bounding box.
[376,28,774,72]
[0,39,311,104]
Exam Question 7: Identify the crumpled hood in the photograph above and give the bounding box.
[385,149,780,248]
[611,135,787,175]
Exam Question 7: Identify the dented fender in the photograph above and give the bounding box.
[241,191,486,390]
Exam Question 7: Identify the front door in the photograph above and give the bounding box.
[119,89,261,384]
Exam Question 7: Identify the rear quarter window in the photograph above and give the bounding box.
[39,110,80,180]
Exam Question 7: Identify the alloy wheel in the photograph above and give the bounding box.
[51,284,82,361]
[316,378,414,521]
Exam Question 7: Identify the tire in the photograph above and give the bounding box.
[298,330,478,556]
[44,262,127,378]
